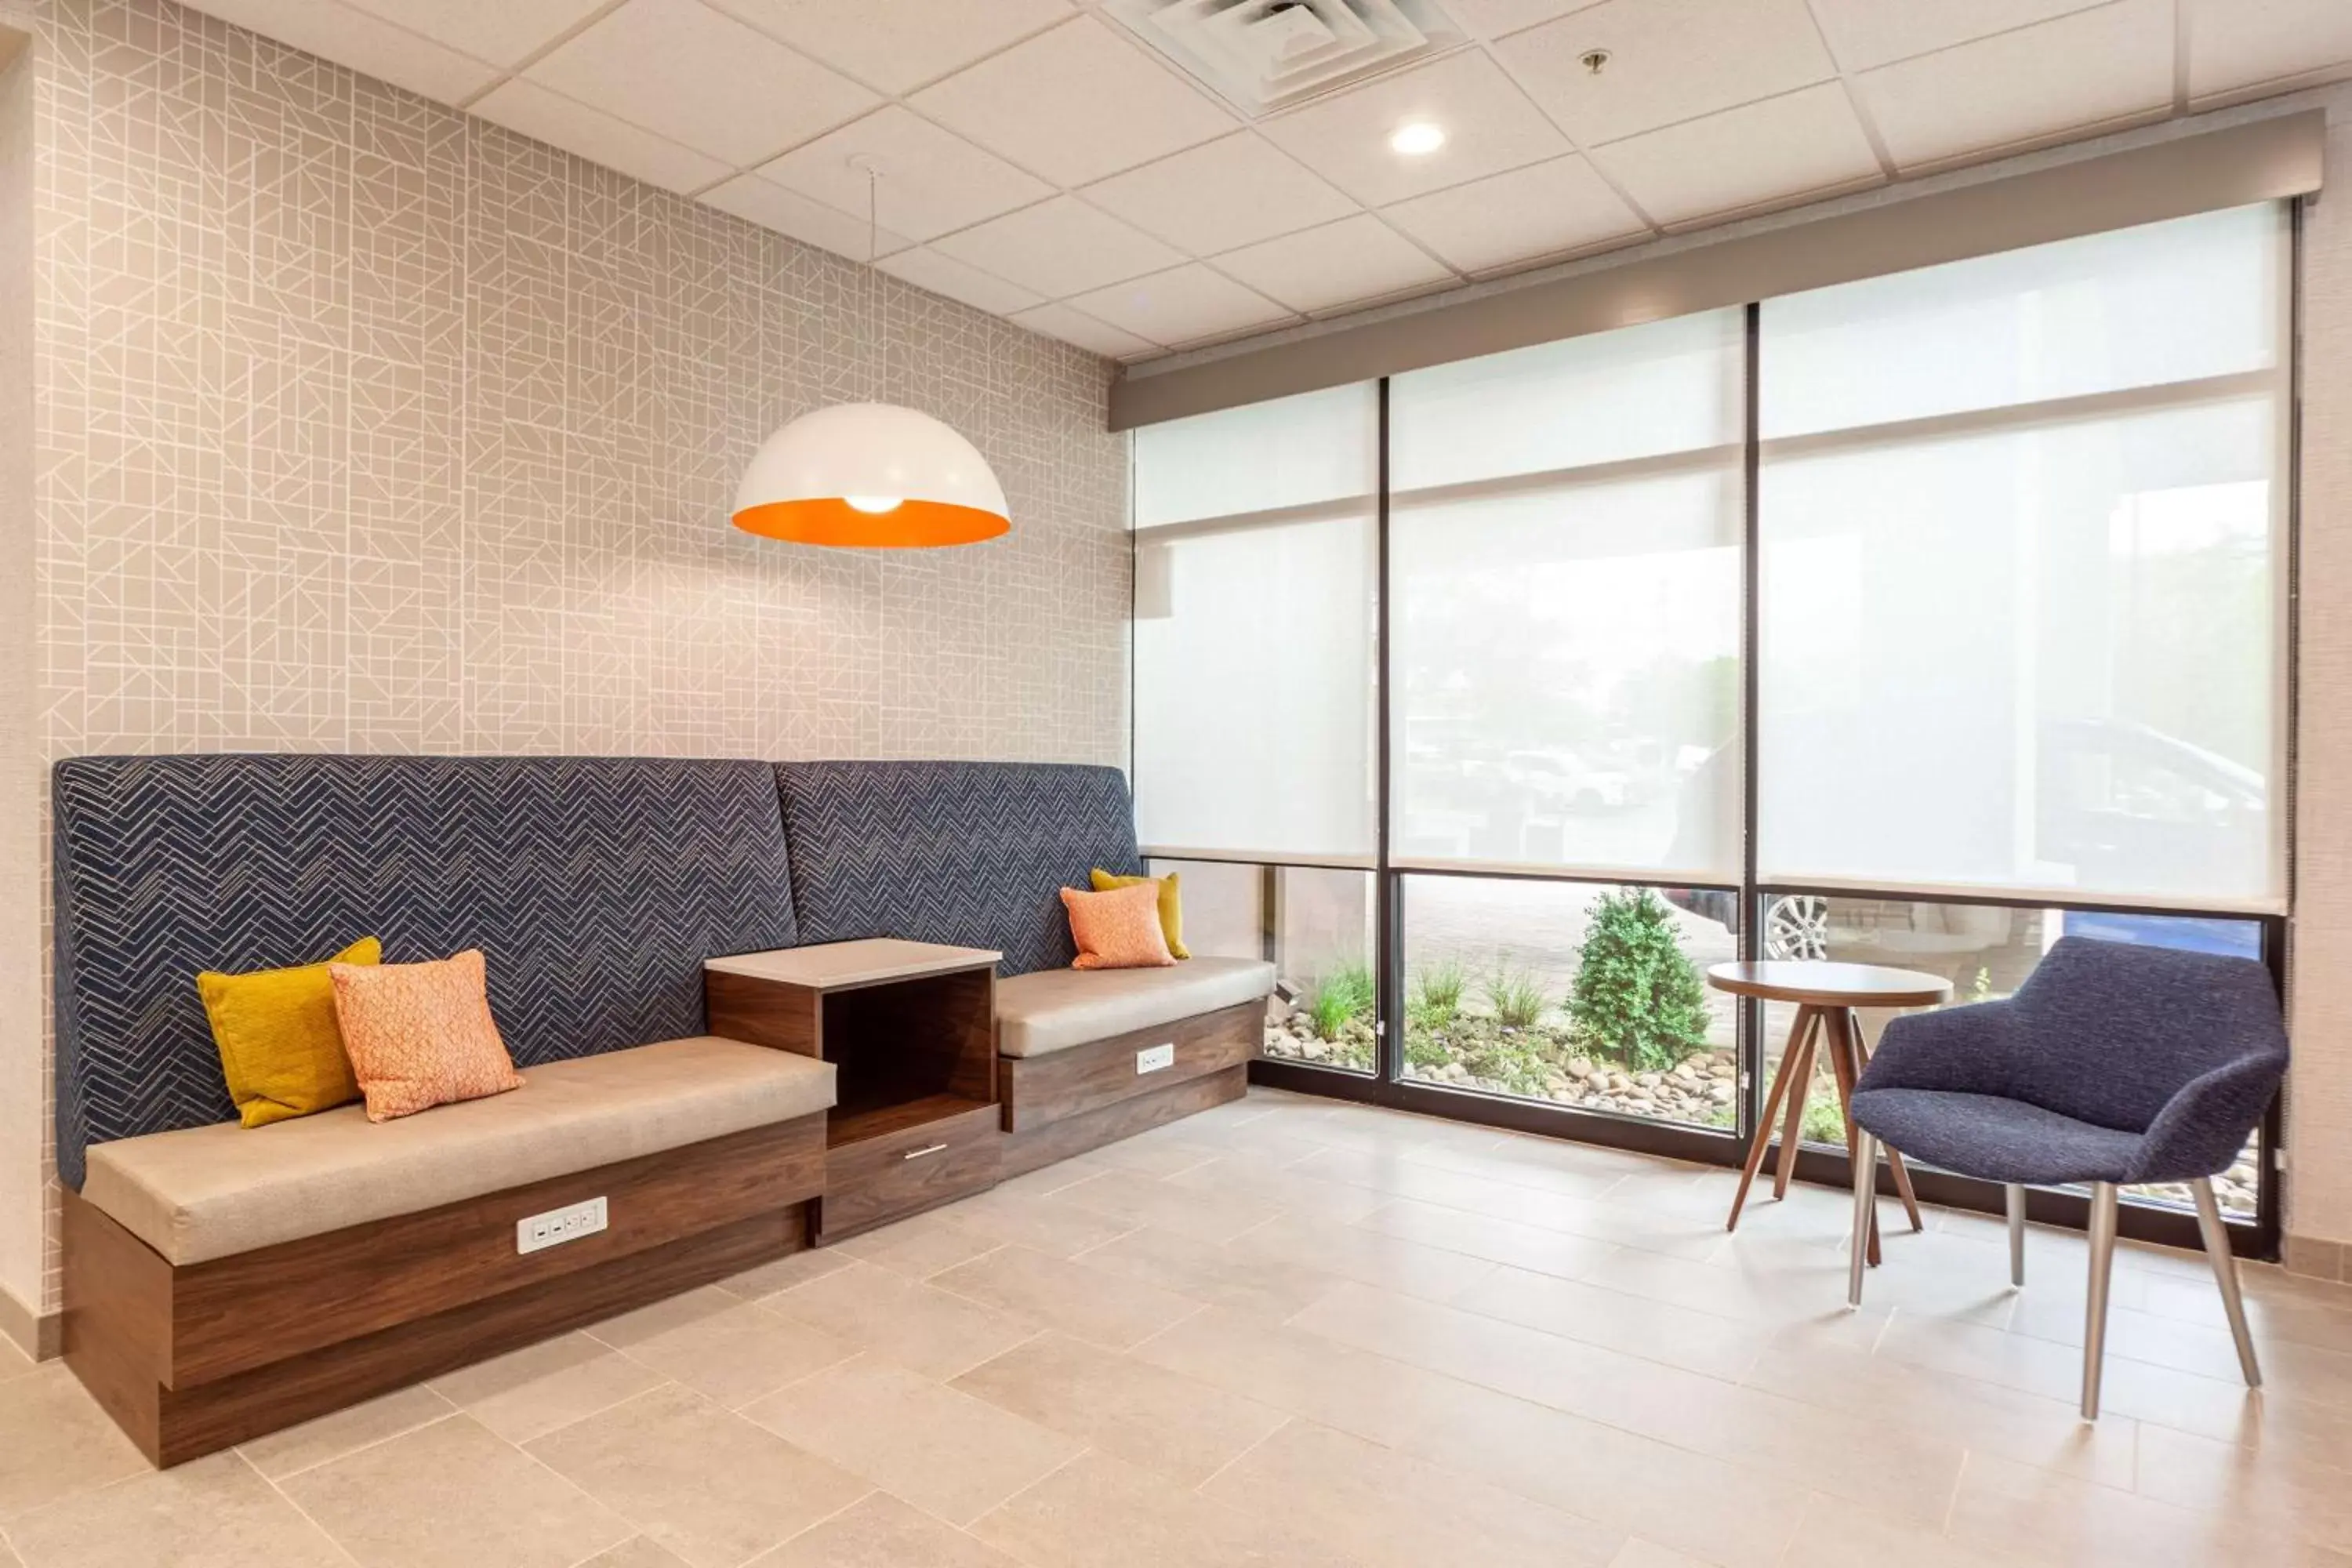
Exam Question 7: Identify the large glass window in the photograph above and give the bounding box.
[1125,201,2290,1245]
[1757,205,2289,909]
[1390,311,1745,879]
[1133,385,1379,862]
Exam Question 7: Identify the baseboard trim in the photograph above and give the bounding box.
[2283,1232,2347,1283]
[0,1283,60,1361]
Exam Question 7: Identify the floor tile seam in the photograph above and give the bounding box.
[1877,1312,2281,1402]
[932,1324,1054,1386]
[964,1443,1093,1539]
[476,1403,644,1557]
[1994,1305,2292,1384]
[239,1445,372,1568]
[1182,1411,1302,1499]
[238,1392,464,1483]
[487,1370,700,1448]
[707,1338,880,1414]
[744,1481,884,1566]
[1344,1190,1776,1282]
[1866,1353,2282,1483]
[1253,1288,1814,1475]
[1392,1261,1788,1383]
[921,1240,1166,1337]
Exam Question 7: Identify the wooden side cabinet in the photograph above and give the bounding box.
[707,939,1003,1243]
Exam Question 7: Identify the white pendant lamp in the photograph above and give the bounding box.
[732,161,1010,549]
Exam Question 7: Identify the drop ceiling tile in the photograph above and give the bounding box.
[1212,214,1454,316]
[702,174,916,261]
[1854,0,2172,169]
[707,0,1077,94]
[1081,134,1358,256]
[337,0,610,68]
[1806,0,2115,72]
[931,197,1184,300]
[1068,263,1295,347]
[2187,0,2352,102]
[526,0,880,168]
[878,247,1047,316]
[474,80,733,195]
[1011,302,1160,358]
[1444,0,1607,40]
[189,0,501,102]
[1591,84,1880,227]
[1258,49,1571,208]
[751,107,1051,243]
[1497,0,1835,146]
[909,16,1240,187]
[1381,154,1646,274]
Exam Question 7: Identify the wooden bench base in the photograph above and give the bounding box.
[64,1115,826,1467]
[996,999,1259,1175]
[1002,1063,1247,1178]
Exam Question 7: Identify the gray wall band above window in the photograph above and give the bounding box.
[1107,111,2324,434]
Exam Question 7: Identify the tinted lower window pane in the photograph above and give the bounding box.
[1151,860,1376,1076]
[1401,874,1738,1128]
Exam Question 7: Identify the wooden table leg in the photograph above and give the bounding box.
[1771,1011,1820,1202]
[1727,1004,1816,1232]
[1848,1008,1924,1232]
[1823,1007,1880,1267]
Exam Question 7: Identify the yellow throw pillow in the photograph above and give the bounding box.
[198,938,381,1128]
[1090,868,1189,960]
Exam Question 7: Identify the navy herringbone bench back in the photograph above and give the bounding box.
[51,754,799,1187]
[778,761,1141,978]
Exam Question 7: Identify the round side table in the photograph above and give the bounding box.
[1709,960,1953,1265]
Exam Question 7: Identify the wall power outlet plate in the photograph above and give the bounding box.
[517,1195,608,1254]
[1136,1042,1175,1074]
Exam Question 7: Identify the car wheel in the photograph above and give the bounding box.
[1765,895,1830,961]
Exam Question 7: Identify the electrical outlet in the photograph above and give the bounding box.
[517,1196,608,1254]
[1136,1042,1175,1074]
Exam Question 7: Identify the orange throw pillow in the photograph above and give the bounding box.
[328,949,524,1122]
[1062,881,1177,971]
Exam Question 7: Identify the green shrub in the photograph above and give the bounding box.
[1409,960,1466,1026]
[1305,960,1375,1041]
[1566,887,1711,1073]
[1801,1094,1846,1145]
[1482,962,1550,1028]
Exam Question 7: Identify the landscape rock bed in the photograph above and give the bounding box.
[1258,1013,2259,1220]
[1261,1011,1737,1129]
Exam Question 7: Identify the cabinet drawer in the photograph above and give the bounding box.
[819,1102,1000,1240]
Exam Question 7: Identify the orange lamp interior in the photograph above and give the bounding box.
[731,497,1009,548]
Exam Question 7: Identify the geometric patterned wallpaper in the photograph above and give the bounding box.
[2,0,1127,1316]
[27,0,1127,764]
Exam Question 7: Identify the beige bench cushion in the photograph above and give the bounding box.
[996,957,1275,1058]
[82,1036,836,1266]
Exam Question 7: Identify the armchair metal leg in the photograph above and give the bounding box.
[2082,1181,2119,1420]
[2192,1178,2261,1388]
[2005,1183,2026,1288]
[1849,1131,1875,1309]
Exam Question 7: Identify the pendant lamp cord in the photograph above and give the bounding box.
[864,163,880,405]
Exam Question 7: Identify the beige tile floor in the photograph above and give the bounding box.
[5,1087,2352,1567]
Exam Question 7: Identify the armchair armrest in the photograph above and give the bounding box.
[2130,1051,2284,1184]
[1857,1001,2017,1097]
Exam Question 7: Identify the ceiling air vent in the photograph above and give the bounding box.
[1105,0,1468,118]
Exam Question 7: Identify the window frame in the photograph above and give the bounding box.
[1131,207,2296,1262]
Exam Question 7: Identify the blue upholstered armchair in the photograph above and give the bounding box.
[1845,936,2287,1418]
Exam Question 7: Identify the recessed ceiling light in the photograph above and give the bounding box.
[1388,121,1446,157]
